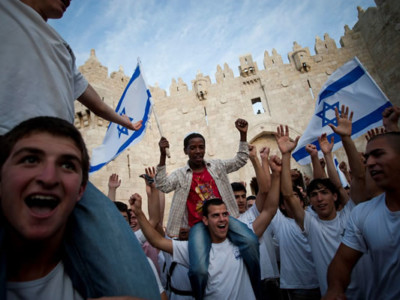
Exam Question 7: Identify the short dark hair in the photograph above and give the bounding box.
[231,182,247,194]
[0,117,89,186]
[114,201,128,213]
[246,195,256,201]
[183,133,205,149]
[367,132,400,154]
[306,178,338,197]
[202,198,225,217]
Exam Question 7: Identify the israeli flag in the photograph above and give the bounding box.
[292,57,392,165]
[90,61,153,173]
[334,155,349,188]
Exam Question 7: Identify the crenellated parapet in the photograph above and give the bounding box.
[215,63,234,84]
[169,77,188,96]
[263,49,283,69]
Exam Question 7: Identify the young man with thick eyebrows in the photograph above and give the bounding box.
[1,117,153,300]
[0,1,159,298]
[324,132,400,300]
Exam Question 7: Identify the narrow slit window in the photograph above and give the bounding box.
[307,80,314,99]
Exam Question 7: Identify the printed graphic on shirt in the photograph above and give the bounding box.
[187,168,221,227]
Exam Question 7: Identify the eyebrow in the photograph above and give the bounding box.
[12,147,82,163]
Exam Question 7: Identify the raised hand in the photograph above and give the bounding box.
[365,127,385,141]
[139,167,156,187]
[328,105,353,137]
[248,144,257,160]
[382,105,400,132]
[235,118,248,133]
[318,133,334,155]
[108,173,121,189]
[269,155,282,173]
[130,193,143,214]
[260,147,270,161]
[275,125,300,154]
[305,144,318,158]
[159,137,170,156]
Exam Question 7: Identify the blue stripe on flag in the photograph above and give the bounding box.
[89,89,152,173]
[292,101,392,162]
[318,66,365,104]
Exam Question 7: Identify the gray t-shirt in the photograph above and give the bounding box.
[7,262,84,300]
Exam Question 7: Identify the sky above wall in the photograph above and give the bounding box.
[49,0,376,94]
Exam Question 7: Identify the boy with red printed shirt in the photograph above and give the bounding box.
[156,119,260,300]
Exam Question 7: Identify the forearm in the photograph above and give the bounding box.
[311,154,326,179]
[136,209,172,253]
[107,188,117,202]
[281,153,293,197]
[324,152,341,188]
[250,156,269,212]
[147,186,161,227]
[78,84,130,128]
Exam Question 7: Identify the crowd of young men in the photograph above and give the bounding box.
[1,0,400,299]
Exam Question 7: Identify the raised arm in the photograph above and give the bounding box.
[235,118,248,142]
[78,84,142,131]
[382,105,400,132]
[107,173,121,201]
[318,133,349,206]
[131,193,173,254]
[248,144,270,213]
[305,143,327,179]
[251,155,281,237]
[323,243,363,300]
[276,125,305,229]
[140,167,163,232]
[329,105,365,204]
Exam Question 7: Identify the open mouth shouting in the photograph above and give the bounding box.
[25,194,60,218]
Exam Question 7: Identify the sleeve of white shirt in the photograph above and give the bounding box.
[342,205,368,254]
[172,240,190,268]
[134,229,147,245]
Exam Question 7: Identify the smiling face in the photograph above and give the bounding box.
[365,135,400,191]
[184,137,206,170]
[309,185,337,220]
[202,203,229,243]
[0,132,85,243]
[234,190,247,214]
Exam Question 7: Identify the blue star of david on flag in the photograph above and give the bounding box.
[90,60,154,173]
[316,101,340,127]
[292,57,392,165]
[117,108,133,138]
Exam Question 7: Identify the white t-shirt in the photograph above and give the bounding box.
[343,193,400,299]
[0,0,88,134]
[173,239,255,300]
[162,251,194,300]
[7,262,84,300]
[270,210,319,289]
[238,205,280,280]
[304,200,371,297]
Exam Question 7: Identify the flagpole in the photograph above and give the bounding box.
[153,106,171,158]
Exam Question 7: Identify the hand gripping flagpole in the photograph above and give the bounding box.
[152,105,171,158]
